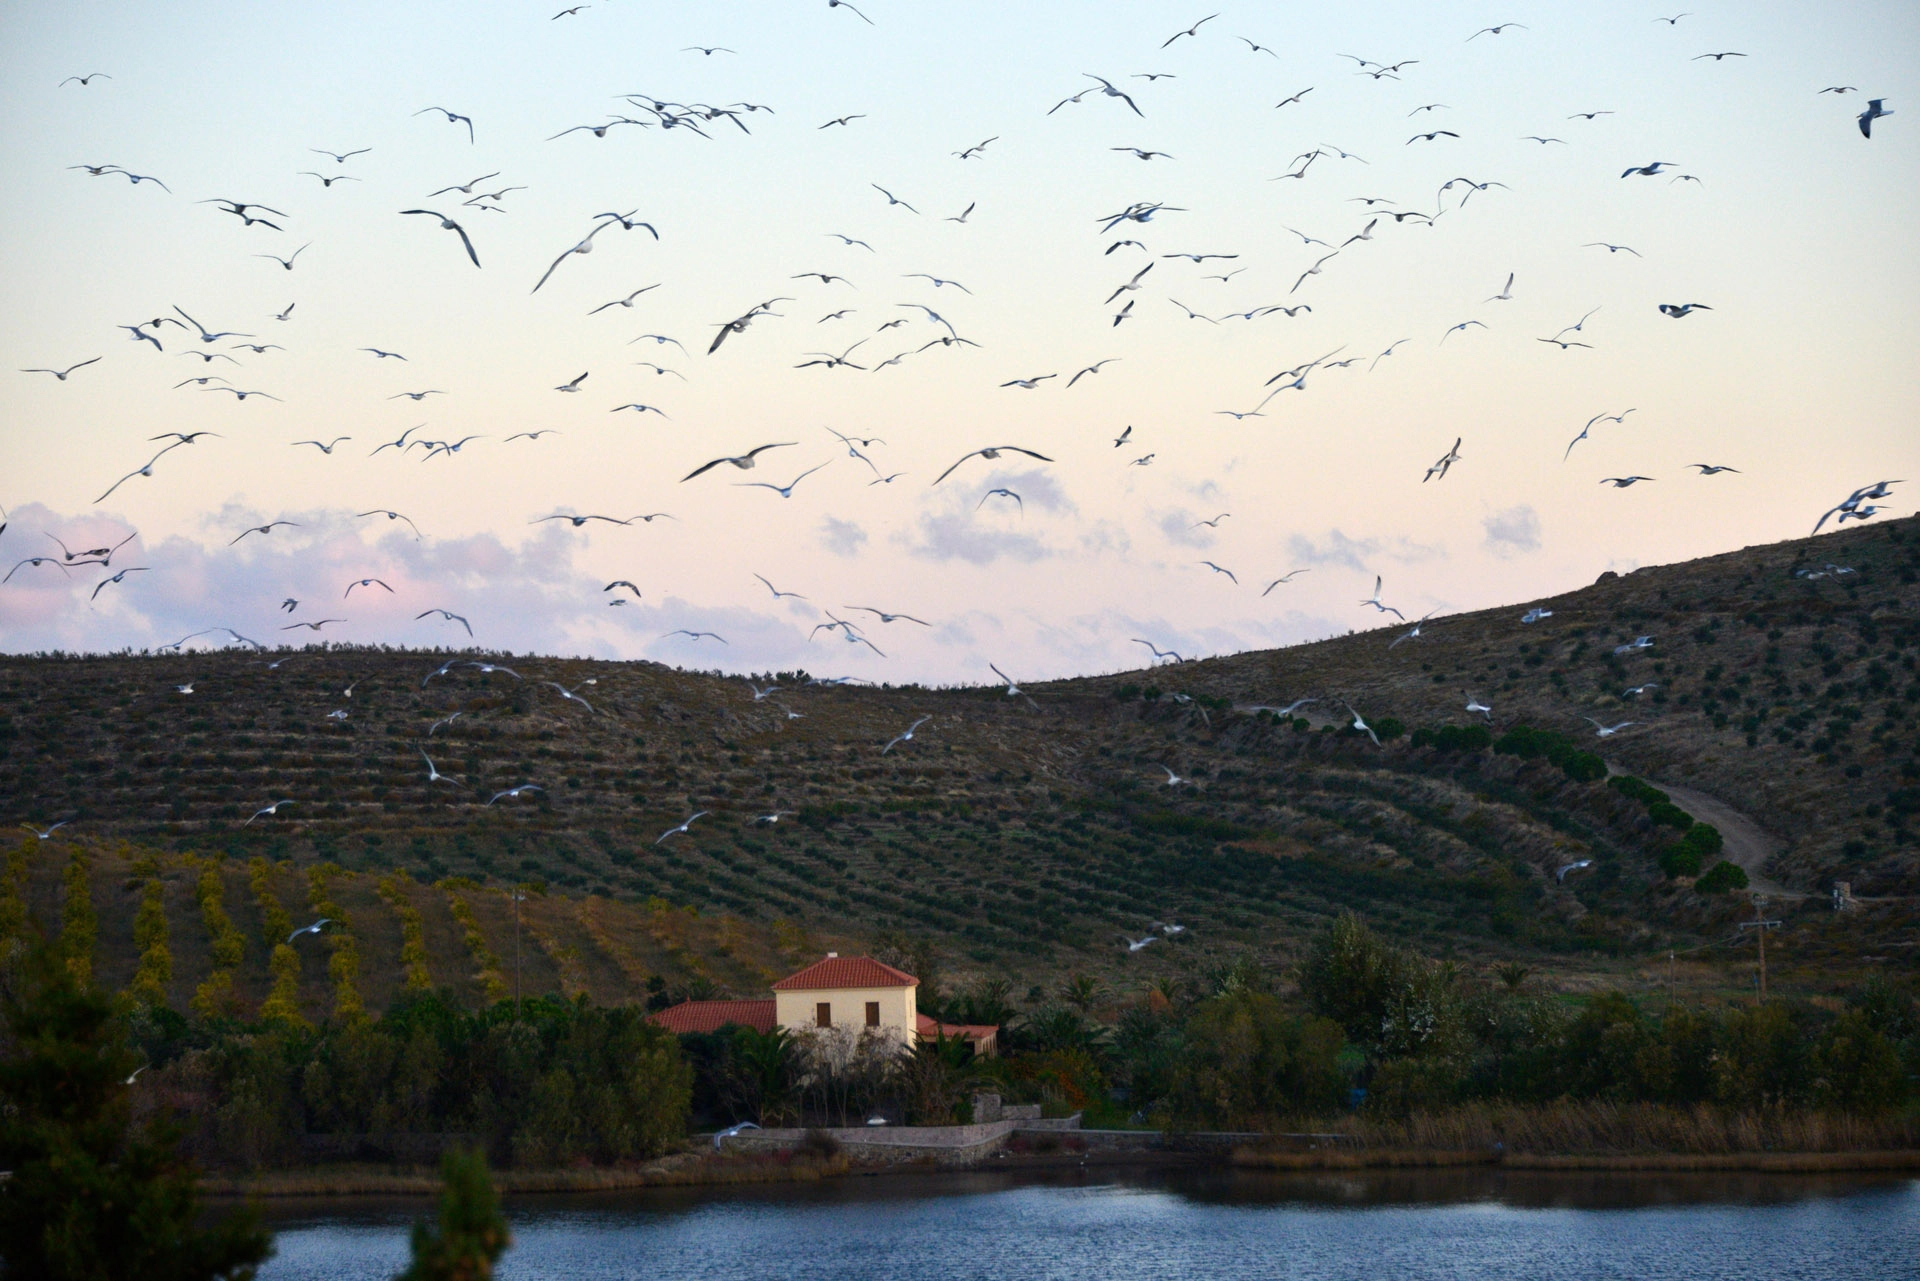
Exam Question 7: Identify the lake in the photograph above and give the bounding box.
[254,1167,1920,1281]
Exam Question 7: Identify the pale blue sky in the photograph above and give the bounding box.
[1,1,1915,681]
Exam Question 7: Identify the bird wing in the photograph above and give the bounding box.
[532,245,576,293]
[681,456,732,481]
[930,450,982,486]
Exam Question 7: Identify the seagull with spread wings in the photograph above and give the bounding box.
[683,443,796,481]
[20,357,101,381]
[398,209,481,266]
[416,608,472,636]
[1359,576,1405,620]
[414,106,475,142]
[931,446,1053,485]
[883,716,932,754]
[736,462,831,498]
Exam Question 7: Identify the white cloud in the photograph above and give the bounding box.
[1286,528,1445,573]
[1482,505,1542,558]
[818,516,868,557]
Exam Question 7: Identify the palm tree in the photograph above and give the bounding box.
[1061,973,1106,1013]
[728,1026,802,1125]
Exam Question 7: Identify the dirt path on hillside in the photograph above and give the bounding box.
[1632,774,1802,899]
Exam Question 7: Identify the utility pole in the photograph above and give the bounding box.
[1736,894,1782,1004]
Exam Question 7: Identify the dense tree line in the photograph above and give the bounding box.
[669,916,1917,1136]
[7,913,1914,1181]
[127,989,688,1170]
[942,913,1917,1130]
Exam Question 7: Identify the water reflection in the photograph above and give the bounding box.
[254,1167,1920,1281]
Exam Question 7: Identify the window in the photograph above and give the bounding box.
[816,1001,831,1028]
[865,1001,880,1028]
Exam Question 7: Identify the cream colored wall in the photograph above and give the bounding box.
[775,984,917,1038]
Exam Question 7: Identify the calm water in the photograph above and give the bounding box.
[254,1167,1920,1281]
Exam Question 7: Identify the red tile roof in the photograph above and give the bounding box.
[916,1013,999,1044]
[649,999,775,1035]
[772,955,919,991]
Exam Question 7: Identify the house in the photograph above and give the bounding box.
[651,953,998,1055]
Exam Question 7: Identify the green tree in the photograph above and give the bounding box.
[1296,912,1413,1049]
[1559,993,1651,1100]
[1059,974,1106,1014]
[0,936,273,1280]
[727,1025,802,1126]
[1163,991,1345,1129]
[1813,1010,1906,1113]
[396,1148,511,1281]
[1714,1002,1815,1110]
[900,1033,984,1125]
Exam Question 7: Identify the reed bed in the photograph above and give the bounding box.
[1334,1101,1920,1155]
[1232,1102,1920,1170]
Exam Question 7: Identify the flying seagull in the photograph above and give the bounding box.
[883,715,933,754]
[1859,99,1893,138]
[736,461,831,498]
[590,285,662,314]
[1161,13,1216,47]
[416,608,473,636]
[357,509,422,538]
[246,799,297,827]
[414,106,475,142]
[656,812,710,844]
[931,446,1053,485]
[532,216,622,293]
[683,443,796,481]
[20,357,101,380]
[398,209,481,267]
[1424,437,1462,482]
[1198,561,1238,584]
[287,918,331,943]
[1359,575,1405,620]
[1133,639,1185,664]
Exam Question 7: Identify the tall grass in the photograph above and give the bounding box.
[1327,1102,1919,1155]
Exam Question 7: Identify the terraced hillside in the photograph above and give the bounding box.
[2,517,1915,1018]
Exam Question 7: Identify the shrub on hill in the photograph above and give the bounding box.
[1695,860,1750,894]
[1659,844,1704,879]
[1648,801,1696,831]
[1609,776,1670,807]
[1410,724,1493,754]
[1494,726,1606,783]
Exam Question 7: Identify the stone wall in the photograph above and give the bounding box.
[719,1120,1021,1165]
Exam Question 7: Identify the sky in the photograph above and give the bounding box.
[1,0,1915,685]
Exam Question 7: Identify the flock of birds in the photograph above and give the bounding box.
[7,10,1908,940]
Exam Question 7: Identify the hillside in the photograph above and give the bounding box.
[3,517,1916,1021]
